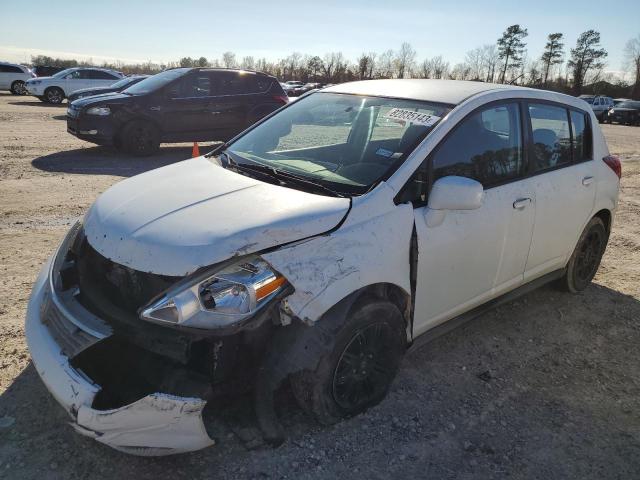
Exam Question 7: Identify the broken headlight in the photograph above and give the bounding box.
[140,256,287,329]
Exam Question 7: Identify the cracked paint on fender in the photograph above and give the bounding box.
[264,182,414,323]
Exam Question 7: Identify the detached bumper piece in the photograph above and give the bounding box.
[26,258,215,456]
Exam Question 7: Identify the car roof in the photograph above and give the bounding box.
[323,79,535,105]
[191,67,272,77]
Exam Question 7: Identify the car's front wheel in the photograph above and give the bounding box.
[121,120,160,156]
[44,87,64,104]
[290,299,406,425]
[10,80,26,95]
[560,216,608,293]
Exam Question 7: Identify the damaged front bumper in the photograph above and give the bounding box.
[25,256,215,456]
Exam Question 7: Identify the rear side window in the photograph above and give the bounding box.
[570,110,592,162]
[89,70,118,80]
[528,103,572,171]
[246,76,272,93]
[431,102,524,188]
[218,72,245,95]
[0,65,23,73]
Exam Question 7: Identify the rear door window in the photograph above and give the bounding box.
[431,102,524,187]
[528,103,572,171]
[570,110,592,162]
[246,75,271,93]
[217,72,246,95]
[89,70,118,80]
[0,65,23,73]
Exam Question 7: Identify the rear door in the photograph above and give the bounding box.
[206,71,250,140]
[523,103,596,280]
[410,101,536,335]
[0,65,11,88]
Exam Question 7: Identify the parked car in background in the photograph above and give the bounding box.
[613,98,632,106]
[302,82,325,93]
[25,67,124,104]
[579,95,614,122]
[31,65,66,77]
[0,62,35,95]
[282,80,305,96]
[605,100,640,125]
[67,75,149,102]
[67,68,289,155]
[29,79,619,455]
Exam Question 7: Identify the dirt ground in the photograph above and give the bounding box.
[1,92,639,479]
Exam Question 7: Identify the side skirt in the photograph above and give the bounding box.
[407,268,566,354]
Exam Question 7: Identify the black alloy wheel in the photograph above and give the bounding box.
[332,322,397,411]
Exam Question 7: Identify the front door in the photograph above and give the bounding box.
[160,72,222,141]
[410,101,536,336]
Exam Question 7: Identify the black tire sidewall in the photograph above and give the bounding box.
[565,217,607,292]
[10,81,25,95]
[122,120,160,156]
[296,300,406,425]
[45,87,64,104]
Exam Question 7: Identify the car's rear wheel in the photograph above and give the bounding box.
[560,217,607,293]
[10,80,26,95]
[121,120,160,156]
[290,299,406,425]
[44,87,64,104]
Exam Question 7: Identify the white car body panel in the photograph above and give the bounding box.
[264,182,414,323]
[412,177,536,336]
[83,157,350,276]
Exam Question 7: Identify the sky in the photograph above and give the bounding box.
[1,0,638,77]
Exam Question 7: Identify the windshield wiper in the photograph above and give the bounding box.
[219,152,345,198]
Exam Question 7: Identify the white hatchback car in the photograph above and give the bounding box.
[26,80,620,455]
[0,62,34,95]
[24,67,124,104]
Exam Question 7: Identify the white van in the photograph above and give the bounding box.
[26,79,620,455]
[0,62,34,95]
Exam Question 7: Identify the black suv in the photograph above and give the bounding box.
[67,68,289,155]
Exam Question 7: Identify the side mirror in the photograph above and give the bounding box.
[428,176,483,211]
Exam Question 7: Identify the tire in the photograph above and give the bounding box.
[560,217,608,293]
[44,87,64,104]
[290,299,406,425]
[121,120,160,156]
[10,80,26,95]
[37,96,46,102]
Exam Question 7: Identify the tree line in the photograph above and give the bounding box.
[30,27,640,99]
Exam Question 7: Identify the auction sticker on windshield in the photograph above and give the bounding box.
[383,108,440,127]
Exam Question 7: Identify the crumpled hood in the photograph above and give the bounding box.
[83,157,350,276]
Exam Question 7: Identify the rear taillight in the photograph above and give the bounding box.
[273,95,289,105]
[603,155,621,179]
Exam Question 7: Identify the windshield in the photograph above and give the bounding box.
[617,101,640,109]
[225,92,451,195]
[123,69,188,95]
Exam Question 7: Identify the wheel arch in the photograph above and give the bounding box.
[593,208,612,235]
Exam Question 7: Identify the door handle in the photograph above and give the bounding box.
[582,176,594,186]
[210,111,221,115]
[513,198,531,210]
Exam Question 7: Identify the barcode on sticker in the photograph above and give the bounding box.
[383,108,440,127]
